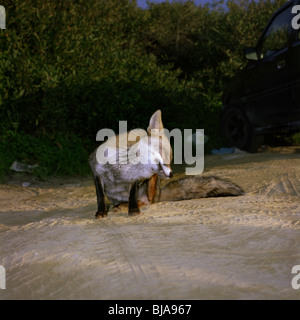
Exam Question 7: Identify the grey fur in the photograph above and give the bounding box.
[159,175,245,202]
[89,143,160,206]
[89,110,173,216]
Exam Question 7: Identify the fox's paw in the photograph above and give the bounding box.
[128,208,141,217]
[95,211,108,219]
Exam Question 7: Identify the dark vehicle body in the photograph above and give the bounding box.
[222,0,300,151]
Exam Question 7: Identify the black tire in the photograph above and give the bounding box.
[221,107,263,152]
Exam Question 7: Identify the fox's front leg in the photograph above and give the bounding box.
[129,181,140,216]
[93,175,108,218]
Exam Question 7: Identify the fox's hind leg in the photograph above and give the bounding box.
[147,174,158,203]
[129,181,141,216]
[93,175,108,218]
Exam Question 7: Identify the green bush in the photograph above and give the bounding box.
[0,131,90,179]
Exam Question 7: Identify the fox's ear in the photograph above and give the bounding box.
[147,110,163,134]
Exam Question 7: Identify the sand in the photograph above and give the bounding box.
[0,149,299,299]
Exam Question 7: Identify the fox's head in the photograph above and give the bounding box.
[95,110,174,181]
[146,110,173,179]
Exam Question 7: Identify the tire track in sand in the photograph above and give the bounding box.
[98,218,161,299]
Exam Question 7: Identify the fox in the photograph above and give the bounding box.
[89,110,244,218]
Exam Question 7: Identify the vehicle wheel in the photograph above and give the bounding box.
[221,107,263,152]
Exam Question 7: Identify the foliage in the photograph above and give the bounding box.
[0,0,289,177]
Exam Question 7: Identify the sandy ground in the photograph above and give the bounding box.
[0,148,299,299]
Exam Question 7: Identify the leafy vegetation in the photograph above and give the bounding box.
[0,0,289,178]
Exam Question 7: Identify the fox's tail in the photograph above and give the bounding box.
[158,175,244,202]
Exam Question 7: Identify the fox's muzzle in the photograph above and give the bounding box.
[159,163,173,179]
